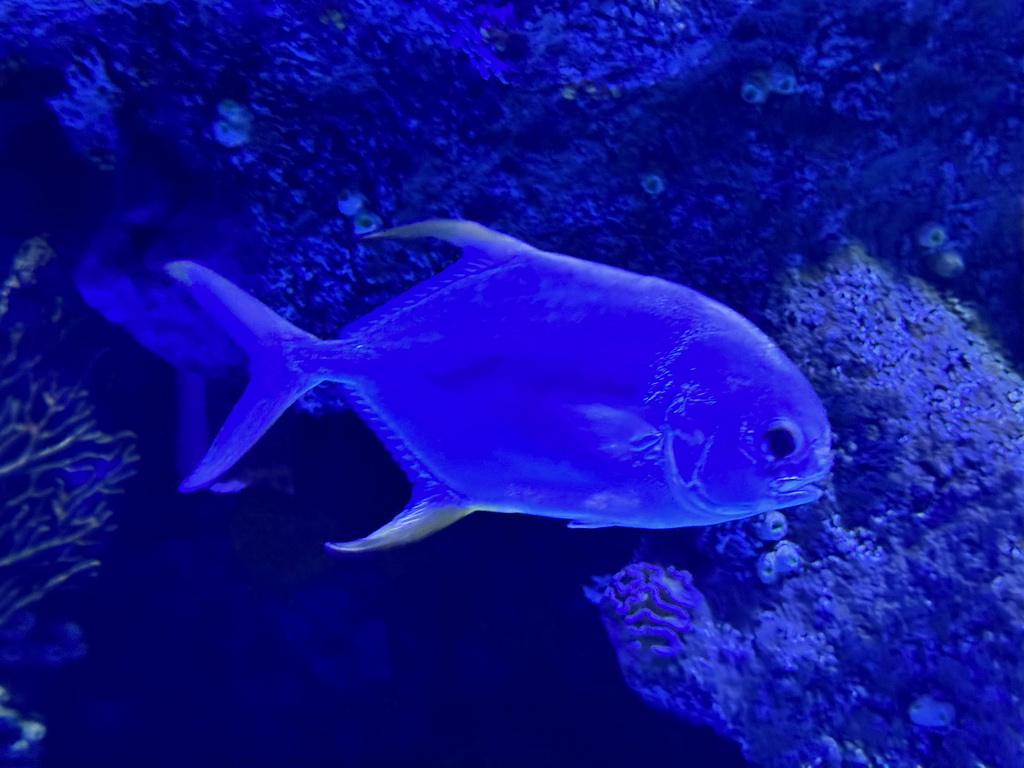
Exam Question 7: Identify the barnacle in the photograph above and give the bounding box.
[353,211,383,235]
[336,189,367,216]
[756,550,778,583]
[212,99,253,148]
[640,173,666,196]
[740,71,771,104]
[908,694,955,728]
[773,540,801,574]
[767,62,798,95]
[754,510,788,541]
[916,221,948,249]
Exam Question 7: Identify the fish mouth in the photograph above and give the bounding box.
[769,470,830,504]
[770,443,833,504]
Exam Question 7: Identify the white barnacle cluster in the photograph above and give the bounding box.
[640,173,666,196]
[908,694,955,728]
[915,221,964,279]
[212,99,254,148]
[753,511,803,584]
[741,62,799,104]
[336,189,383,235]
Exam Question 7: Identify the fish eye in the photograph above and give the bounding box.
[762,423,798,460]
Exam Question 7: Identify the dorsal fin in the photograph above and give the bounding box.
[363,219,540,268]
[344,219,546,343]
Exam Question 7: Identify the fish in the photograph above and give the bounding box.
[165,219,833,553]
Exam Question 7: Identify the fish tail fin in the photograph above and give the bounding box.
[165,260,322,492]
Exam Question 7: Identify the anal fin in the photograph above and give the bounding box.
[324,498,475,554]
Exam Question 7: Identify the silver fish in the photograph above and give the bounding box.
[166,220,833,552]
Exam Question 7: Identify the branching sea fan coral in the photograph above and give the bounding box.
[0,238,138,630]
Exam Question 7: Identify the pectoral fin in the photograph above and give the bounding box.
[324,499,475,554]
[567,404,661,460]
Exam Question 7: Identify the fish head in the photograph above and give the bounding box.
[658,342,833,526]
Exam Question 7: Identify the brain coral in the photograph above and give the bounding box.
[591,244,1024,768]
[586,562,706,661]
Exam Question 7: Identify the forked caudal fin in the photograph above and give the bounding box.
[164,261,322,492]
[163,221,535,552]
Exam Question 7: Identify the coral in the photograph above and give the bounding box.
[0,238,138,630]
[0,685,44,763]
[44,48,122,169]
[0,610,86,666]
[0,236,137,764]
[1,0,1021,414]
[586,562,706,661]
[0,356,138,628]
[591,245,1024,768]
[0,1,136,64]
[1,0,1021,764]
[0,238,53,320]
[21,0,1015,422]
[413,0,749,89]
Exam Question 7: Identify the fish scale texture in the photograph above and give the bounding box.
[593,246,1024,768]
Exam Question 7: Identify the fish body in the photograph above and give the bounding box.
[166,220,832,552]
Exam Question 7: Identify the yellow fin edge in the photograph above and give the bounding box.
[324,503,476,554]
